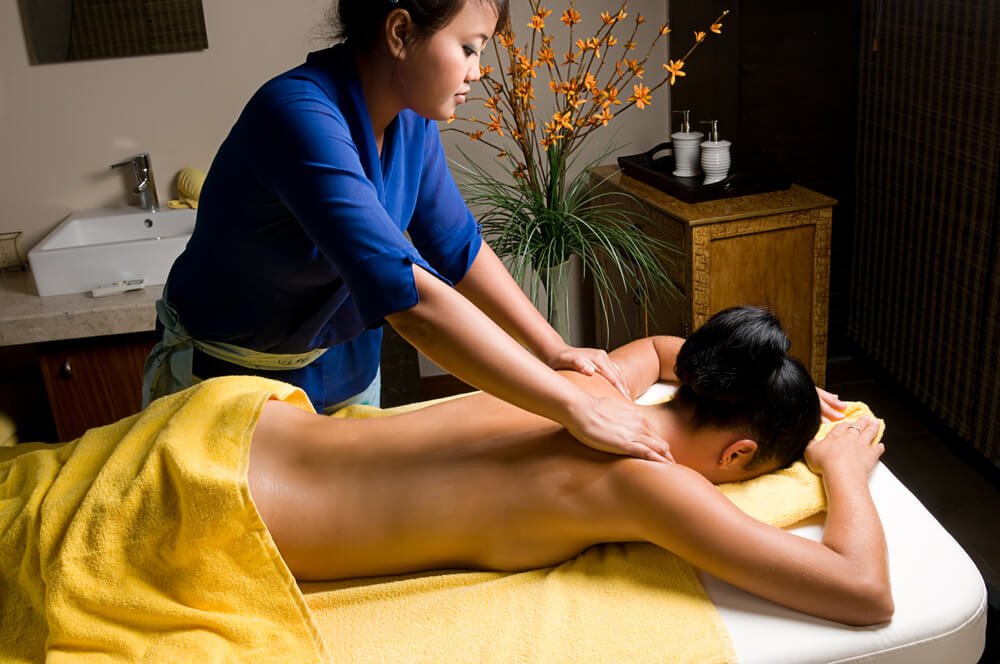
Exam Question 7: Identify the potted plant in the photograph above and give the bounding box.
[448,2,728,340]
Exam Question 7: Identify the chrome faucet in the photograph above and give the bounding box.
[110,153,160,211]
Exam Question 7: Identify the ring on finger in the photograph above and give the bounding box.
[847,424,864,432]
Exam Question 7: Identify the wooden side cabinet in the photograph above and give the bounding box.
[39,332,156,441]
[590,165,835,386]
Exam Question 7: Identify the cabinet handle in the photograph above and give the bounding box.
[59,358,73,379]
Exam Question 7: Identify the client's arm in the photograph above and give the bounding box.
[609,334,848,420]
[617,417,893,626]
[606,336,684,399]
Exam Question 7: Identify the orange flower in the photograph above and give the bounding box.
[447,114,456,124]
[628,83,652,109]
[599,85,621,107]
[552,110,574,132]
[537,46,556,66]
[528,7,552,32]
[542,122,561,145]
[496,31,515,49]
[468,130,484,141]
[664,59,686,85]
[625,58,644,78]
[560,7,581,26]
[636,14,646,24]
[658,24,671,36]
[591,107,613,126]
[487,112,505,136]
[623,40,637,51]
[483,96,499,110]
[600,10,625,25]
[711,22,724,34]
[694,30,706,43]
[480,64,494,77]
[576,37,602,59]
[514,53,537,78]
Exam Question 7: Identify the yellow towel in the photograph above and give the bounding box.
[0,376,328,662]
[302,396,881,664]
[0,378,879,663]
[166,166,206,209]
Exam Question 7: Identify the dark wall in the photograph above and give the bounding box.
[668,0,862,353]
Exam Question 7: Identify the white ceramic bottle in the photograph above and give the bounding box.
[671,110,703,178]
[699,120,731,184]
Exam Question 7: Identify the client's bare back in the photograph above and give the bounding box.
[248,373,641,581]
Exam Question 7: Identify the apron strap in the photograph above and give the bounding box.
[142,299,328,407]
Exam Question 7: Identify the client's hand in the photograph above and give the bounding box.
[547,345,630,398]
[563,395,674,463]
[805,417,884,477]
[817,387,848,422]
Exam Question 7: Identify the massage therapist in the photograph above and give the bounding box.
[143,0,673,462]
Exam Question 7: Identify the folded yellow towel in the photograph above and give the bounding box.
[166,166,206,209]
[302,395,882,664]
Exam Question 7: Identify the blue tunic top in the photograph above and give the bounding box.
[164,45,482,410]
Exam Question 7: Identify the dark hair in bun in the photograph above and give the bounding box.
[332,0,511,52]
[672,306,821,469]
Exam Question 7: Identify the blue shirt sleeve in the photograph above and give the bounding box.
[247,77,454,328]
[408,123,482,285]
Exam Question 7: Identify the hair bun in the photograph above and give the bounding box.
[675,306,791,404]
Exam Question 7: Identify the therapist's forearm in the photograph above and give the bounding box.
[455,243,566,360]
[388,264,581,425]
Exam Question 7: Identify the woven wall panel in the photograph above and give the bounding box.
[68,0,207,61]
[979,245,1000,462]
[850,0,1000,466]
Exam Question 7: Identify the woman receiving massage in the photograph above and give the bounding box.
[248,306,893,627]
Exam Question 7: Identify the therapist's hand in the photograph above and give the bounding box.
[563,394,674,463]
[546,345,631,398]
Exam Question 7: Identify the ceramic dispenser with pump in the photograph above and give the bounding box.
[671,110,703,177]
[699,120,731,184]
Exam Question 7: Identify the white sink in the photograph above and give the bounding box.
[28,207,195,296]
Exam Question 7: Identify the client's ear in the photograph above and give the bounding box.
[718,439,759,469]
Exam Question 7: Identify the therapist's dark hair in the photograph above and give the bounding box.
[333,0,511,52]
[671,305,821,470]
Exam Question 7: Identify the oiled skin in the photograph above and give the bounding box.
[247,337,893,626]
[249,370,659,580]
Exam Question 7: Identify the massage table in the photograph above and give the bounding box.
[638,386,990,663]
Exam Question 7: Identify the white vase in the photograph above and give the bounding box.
[537,257,586,344]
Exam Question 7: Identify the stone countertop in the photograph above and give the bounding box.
[0,270,161,347]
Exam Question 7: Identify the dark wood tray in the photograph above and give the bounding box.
[617,142,791,203]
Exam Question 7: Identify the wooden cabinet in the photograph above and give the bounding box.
[39,332,156,441]
[590,166,835,386]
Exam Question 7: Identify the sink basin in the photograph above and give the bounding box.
[28,207,196,296]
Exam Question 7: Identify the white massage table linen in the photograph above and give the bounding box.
[705,463,987,663]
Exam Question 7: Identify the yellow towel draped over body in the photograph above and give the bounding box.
[0,376,879,663]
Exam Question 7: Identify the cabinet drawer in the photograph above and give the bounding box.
[39,333,156,441]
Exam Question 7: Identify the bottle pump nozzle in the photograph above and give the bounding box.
[673,109,692,133]
[700,120,721,142]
